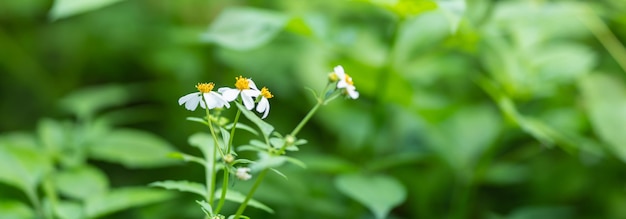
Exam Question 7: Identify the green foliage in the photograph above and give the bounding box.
[335,173,406,219]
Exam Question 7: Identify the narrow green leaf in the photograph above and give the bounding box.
[84,187,173,218]
[54,165,109,200]
[168,152,206,166]
[249,152,286,171]
[235,102,274,138]
[88,129,176,168]
[196,200,213,216]
[49,0,125,21]
[186,117,209,126]
[225,123,259,136]
[150,180,206,197]
[214,189,274,214]
[335,173,406,219]
[200,7,290,50]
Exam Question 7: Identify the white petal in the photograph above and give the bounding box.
[199,99,206,109]
[241,93,255,110]
[256,98,270,119]
[247,79,259,90]
[217,87,230,93]
[220,89,240,102]
[242,89,261,98]
[334,65,345,78]
[336,80,348,89]
[184,95,201,110]
[203,93,219,109]
[213,92,231,108]
[348,87,359,99]
[178,92,199,105]
[207,92,230,108]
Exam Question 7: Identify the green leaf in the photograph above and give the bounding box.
[55,201,84,219]
[235,102,274,138]
[214,189,274,214]
[88,129,175,168]
[200,7,290,50]
[0,200,35,219]
[196,200,213,217]
[84,187,173,218]
[579,73,626,162]
[0,137,52,197]
[54,165,109,200]
[188,132,216,159]
[59,84,135,120]
[437,0,466,33]
[150,180,206,197]
[36,119,70,157]
[168,152,206,166]
[225,123,259,136]
[335,173,406,219]
[249,152,286,171]
[49,0,125,21]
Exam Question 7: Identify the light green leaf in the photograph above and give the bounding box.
[200,7,290,50]
[437,0,466,33]
[335,173,406,219]
[88,129,175,168]
[84,187,173,218]
[49,0,125,21]
[150,180,206,197]
[54,165,109,200]
[579,73,626,162]
[214,189,274,214]
[250,152,286,171]
[55,201,84,219]
[188,132,216,159]
[0,138,52,197]
[196,200,213,217]
[168,152,206,166]
[0,200,35,219]
[236,102,274,138]
[37,119,70,157]
[225,123,259,136]
[59,84,134,120]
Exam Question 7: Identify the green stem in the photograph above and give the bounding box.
[580,5,626,74]
[290,101,322,137]
[233,169,268,219]
[227,109,241,153]
[25,189,45,219]
[202,100,223,206]
[214,168,230,214]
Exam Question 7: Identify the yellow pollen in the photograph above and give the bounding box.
[345,74,354,86]
[260,87,273,99]
[234,76,250,90]
[195,82,214,93]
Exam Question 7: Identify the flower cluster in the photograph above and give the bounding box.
[178,76,274,119]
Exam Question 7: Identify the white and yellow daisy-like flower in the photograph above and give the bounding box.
[235,167,252,181]
[178,82,230,111]
[218,76,261,110]
[256,87,273,119]
[333,65,359,99]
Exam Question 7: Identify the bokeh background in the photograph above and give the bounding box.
[2,0,626,218]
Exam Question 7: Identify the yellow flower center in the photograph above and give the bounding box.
[345,73,354,86]
[235,76,250,90]
[260,87,273,99]
[195,82,214,93]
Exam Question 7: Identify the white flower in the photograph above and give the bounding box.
[333,65,359,99]
[178,83,230,111]
[256,87,273,119]
[236,167,252,181]
[218,76,261,110]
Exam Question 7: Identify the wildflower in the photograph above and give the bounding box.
[236,167,252,181]
[256,87,273,119]
[333,65,359,99]
[218,76,261,110]
[178,83,230,111]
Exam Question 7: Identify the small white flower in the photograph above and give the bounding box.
[256,87,273,119]
[178,83,230,111]
[236,167,252,181]
[333,65,359,99]
[218,76,261,110]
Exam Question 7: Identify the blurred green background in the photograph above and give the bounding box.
[2,0,626,218]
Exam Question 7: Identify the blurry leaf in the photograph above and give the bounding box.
[188,132,216,159]
[297,154,358,174]
[284,156,306,169]
[150,180,206,197]
[370,0,437,17]
[393,8,452,66]
[225,123,259,136]
[0,138,52,197]
[88,129,175,168]
[200,7,289,50]
[236,102,274,138]
[214,189,274,214]
[437,0,466,33]
[84,187,173,218]
[579,73,626,162]
[483,162,529,185]
[0,200,34,219]
[37,119,70,158]
[196,200,213,216]
[250,152,286,171]
[59,84,135,119]
[533,43,595,82]
[429,105,501,170]
[503,206,573,219]
[168,152,205,166]
[55,201,83,219]
[49,0,125,20]
[54,165,109,200]
[186,117,209,126]
[335,173,406,219]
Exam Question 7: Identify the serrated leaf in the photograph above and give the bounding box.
[335,173,406,219]
[54,165,109,200]
[200,7,289,50]
[84,187,173,218]
[236,102,274,138]
[214,189,274,214]
[49,0,125,20]
[88,129,175,168]
[150,180,206,197]
[579,73,626,163]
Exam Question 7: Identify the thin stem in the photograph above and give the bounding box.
[214,168,230,214]
[233,169,268,219]
[227,109,242,153]
[202,100,223,206]
[289,101,322,137]
[579,5,626,74]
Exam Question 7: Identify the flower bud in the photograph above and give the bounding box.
[223,154,234,163]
